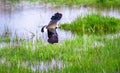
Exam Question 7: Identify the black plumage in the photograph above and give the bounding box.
[51,12,62,21]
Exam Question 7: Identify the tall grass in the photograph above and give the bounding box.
[0,34,120,73]
[0,64,33,73]
[60,14,120,35]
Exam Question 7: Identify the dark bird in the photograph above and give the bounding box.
[41,12,62,44]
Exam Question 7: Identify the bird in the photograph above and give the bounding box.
[41,12,62,44]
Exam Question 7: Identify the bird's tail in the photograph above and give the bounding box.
[41,25,46,33]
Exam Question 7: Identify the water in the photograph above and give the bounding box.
[0,1,78,43]
[0,1,120,44]
[0,57,65,72]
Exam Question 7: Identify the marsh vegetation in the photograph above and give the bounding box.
[60,14,120,35]
[0,0,120,73]
[7,0,120,8]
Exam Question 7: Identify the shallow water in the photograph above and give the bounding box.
[0,1,120,43]
[0,57,65,72]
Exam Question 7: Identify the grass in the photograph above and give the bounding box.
[0,14,120,72]
[60,14,120,35]
[0,64,33,73]
[0,37,10,43]
[8,0,120,8]
[0,34,120,73]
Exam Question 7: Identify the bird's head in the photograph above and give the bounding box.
[51,12,62,21]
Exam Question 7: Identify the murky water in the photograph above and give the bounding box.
[0,1,120,44]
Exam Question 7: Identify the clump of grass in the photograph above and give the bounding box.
[96,0,120,8]
[60,14,120,35]
[0,37,10,43]
[9,0,20,3]
[26,0,95,5]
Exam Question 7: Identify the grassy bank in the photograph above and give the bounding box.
[60,14,120,35]
[9,0,120,8]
